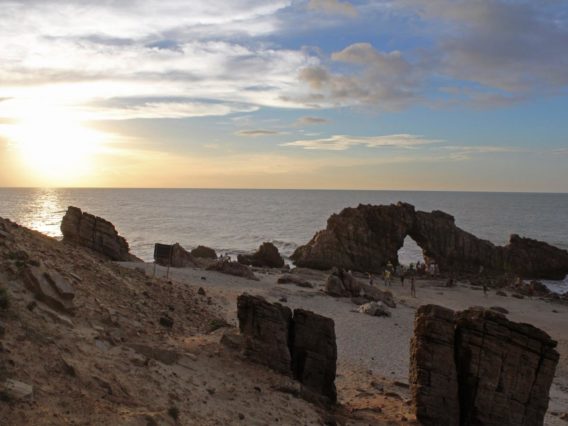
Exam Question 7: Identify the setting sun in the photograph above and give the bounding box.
[4,105,108,184]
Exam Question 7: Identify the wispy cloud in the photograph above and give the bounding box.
[282,134,441,150]
[237,129,282,137]
[294,116,330,126]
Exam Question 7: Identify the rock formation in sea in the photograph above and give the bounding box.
[60,206,138,262]
[237,242,285,268]
[410,304,559,426]
[291,202,568,279]
[237,294,337,403]
[153,243,195,267]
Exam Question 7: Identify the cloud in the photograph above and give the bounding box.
[237,129,282,137]
[282,134,440,150]
[296,43,425,110]
[0,0,322,120]
[395,0,568,97]
[295,116,330,126]
[307,0,357,17]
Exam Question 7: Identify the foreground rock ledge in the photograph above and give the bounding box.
[61,206,139,262]
[291,202,568,279]
[410,304,559,426]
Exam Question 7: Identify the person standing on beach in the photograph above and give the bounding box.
[409,263,416,296]
[368,272,374,287]
[384,268,392,287]
[400,266,406,287]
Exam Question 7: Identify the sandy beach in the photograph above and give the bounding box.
[122,261,568,425]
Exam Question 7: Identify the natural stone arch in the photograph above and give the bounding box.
[291,202,568,279]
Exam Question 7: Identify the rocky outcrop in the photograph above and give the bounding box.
[237,295,293,375]
[291,309,337,403]
[22,265,75,314]
[410,305,460,426]
[237,242,285,268]
[410,304,559,426]
[190,245,217,259]
[207,259,258,280]
[61,206,138,262]
[291,203,568,279]
[154,243,195,267]
[324,269,396,308]
[237,295,337,403]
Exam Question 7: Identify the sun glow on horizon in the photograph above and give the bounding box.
[2,103,109,185]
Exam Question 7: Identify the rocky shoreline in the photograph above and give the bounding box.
[1,205,568,425]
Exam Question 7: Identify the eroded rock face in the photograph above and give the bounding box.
[237,242,285,268]
[410,304,559,426]
[291,203,568,279]
[61,206,136,262]
[190,245,217,259]
[154,243,195,268]
[22,266,75,314]
[291,309,337,403]
[237,294,293,376]
[237,295,337,403]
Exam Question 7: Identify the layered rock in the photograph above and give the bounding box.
[154,243,195,268]
[277,274,312,288]
[61,206,137,262]
[22,266,75,314]
[237,242,285,268]
[291,309,337,403]
[237,294,293,375]
[291,203,568,279]
[237,294,337,403]
[206,259,258,280]
[190,245,217,259]
[410,304,559,426]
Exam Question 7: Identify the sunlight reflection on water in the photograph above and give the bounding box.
[18,188,65,238]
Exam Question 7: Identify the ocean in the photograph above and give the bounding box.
[1,188,567,292]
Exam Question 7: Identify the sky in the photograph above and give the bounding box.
[0,0,567,191]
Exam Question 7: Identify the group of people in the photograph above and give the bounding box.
[368,260,417,297]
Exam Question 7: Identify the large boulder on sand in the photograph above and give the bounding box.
[207,259,258,281]
[410,304,559,426]
[277,274,313,288]
[358,301,390,317]
[324,269,396,308]
[61,206,138,262]
[236,294,338,403]
[237,242,285,268]
[190,245,217,259]
[237,294,293,375]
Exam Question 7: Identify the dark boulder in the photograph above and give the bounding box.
[190,245,217,259]
[410,304,559,426]
[238,242,285,268]
[237,294,293,375]
[291,309,337,403]
[61,206,139,262]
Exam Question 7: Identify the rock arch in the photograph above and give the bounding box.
[291,203,568,279]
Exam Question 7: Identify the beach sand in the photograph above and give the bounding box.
[124,262,568,425]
